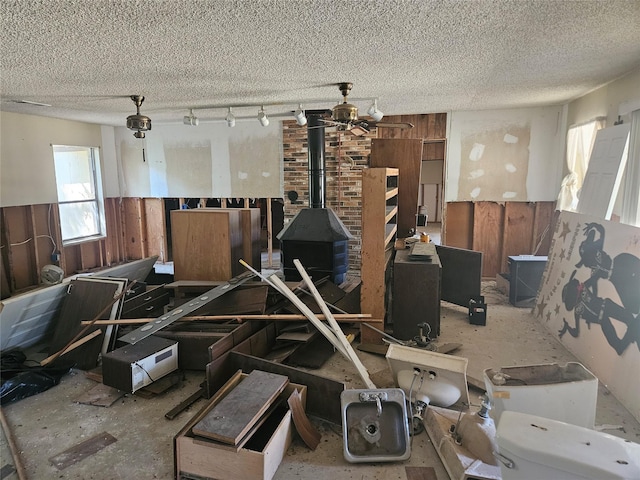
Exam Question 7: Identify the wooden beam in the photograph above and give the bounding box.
[80,313,374,325]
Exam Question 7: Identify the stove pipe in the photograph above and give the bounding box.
[307,111,327,208]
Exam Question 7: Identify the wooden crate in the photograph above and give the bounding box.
[175,371,307,480]
[170,209,244,281]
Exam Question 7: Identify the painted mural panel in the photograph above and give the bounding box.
[536,211,640,421]
[459,126,530,201]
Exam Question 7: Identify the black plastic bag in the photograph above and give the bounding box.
[0,350,72,405]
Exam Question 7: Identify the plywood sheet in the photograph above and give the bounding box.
[536,211,640,422]
[49,432,117,470]
[472,202,504,276]
[444,202,473,249]
[501,202,536,272]
[144,198,167,263]
[370,138,424,237]
[192,370,289,445]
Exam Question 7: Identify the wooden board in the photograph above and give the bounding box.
[227,351,345,425]
[49,432,117,470]
[370,138,424,237]
[144,198,167,263]
[193,370,289,445]
[48,277,126,370]
[190,285,268,316]
[472,202,504,277]
[123,198,147,260]
[378,113,447,140]
[444,201,474,249]
[285,333,334,369]
[501,202,536,272]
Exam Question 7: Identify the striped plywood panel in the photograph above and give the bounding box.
[501,202,536,272]
[472,202,505,277]
[443,202,474,249]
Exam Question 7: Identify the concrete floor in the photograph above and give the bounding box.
[1,281,639,480]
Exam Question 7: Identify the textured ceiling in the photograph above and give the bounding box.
[1,0,640,127]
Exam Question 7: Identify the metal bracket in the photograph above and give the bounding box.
[117,271,255,344]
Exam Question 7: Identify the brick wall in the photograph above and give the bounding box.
[282,120,377,275]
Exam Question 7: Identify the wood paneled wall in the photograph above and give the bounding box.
[1,198,168,298]
[444,201,558,277]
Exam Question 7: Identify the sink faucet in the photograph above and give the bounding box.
[375,395,382,417]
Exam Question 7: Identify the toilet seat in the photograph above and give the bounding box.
[496,411,640,479]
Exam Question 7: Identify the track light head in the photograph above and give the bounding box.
[258,106,269,127]
[183,108,199,126]
[294,104,307,126]
[226,107,236,127]
[367,100,384,121]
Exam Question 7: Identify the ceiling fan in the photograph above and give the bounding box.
[126,95,152,138]
[321,82,414,136]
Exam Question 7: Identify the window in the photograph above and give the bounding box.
[557,118,605,211]
[52,145,105,244]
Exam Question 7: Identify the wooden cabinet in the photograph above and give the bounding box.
[171,209,244,281]
[392,248,441,340]
[121,284,170,319]
[360,167,399,343]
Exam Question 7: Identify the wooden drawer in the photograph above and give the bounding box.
[122,284,170,318]
[175,371,306,480]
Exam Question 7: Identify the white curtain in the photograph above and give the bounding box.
[620,109,640,226]
[557,118,605,211]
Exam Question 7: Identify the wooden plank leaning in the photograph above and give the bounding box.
[293,259,376,389]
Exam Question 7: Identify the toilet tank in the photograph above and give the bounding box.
[484,362,598,428]
[496,411,640,480]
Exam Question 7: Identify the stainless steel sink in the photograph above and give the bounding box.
[340,388,411,463]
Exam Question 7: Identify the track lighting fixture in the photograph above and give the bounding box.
[226,107,236,127]
[258,106,269,127]
[367,99,384,121]
[294,104,307,126]
[183,108,199,126]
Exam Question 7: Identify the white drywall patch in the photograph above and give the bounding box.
[238,171,248,180]
[262,171,271,177]
[470,187,481,198]
[469,143,485,161]
[503,133,519,143]
[505,163,517,173]
[502,191,517,198]
[468,169,485,179]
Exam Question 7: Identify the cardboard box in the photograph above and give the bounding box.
[175,371,307,480]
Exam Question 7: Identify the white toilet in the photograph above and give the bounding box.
[496,411,640,479]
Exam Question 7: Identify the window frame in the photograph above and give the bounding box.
[52,145,106,245]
